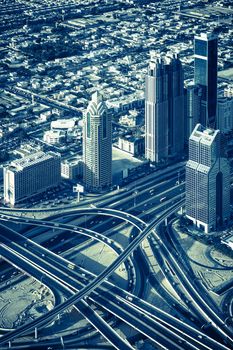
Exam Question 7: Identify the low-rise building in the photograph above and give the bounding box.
[221,233,233,250]
[118,135,144,157]
[43,130,67,145]
[43,118,81,144]
[119,109,141,127]
[61,158,83,180]
[224,85,233,98]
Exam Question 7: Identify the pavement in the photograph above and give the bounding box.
[0,277,54,329]
[172,219,233,304]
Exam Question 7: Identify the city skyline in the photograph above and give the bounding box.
[0,1,232,349]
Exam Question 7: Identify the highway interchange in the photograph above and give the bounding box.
[0,162,233,349]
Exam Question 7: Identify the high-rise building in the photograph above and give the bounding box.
[184,83,202,141]
[4,151,61,206]
[145,53,184,163]
[145,55,168,163]
[83,91,112,192]
[168,54,185,156]
[194,32,218,128]
[217,97,233,133]
[186,124,230,233]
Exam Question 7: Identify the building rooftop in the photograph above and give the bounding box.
[221,233,233,250]
[195,31,218,41]
[9,151,60,171]
[51,119,77,130]
[190,124,219,146]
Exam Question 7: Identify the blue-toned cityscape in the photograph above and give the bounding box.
[0,0,233,349]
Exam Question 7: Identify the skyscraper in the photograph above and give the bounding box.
[145,53,184,163]
[186,124,230,233]
[194,32,218,128]
[168,54,185,156]
[184,83,202,141]
[145,55,169,163]
[83,91,112,192]
[217,97,233,133]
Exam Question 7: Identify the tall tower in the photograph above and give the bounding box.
[184,83,202,141]
[83,92,112,192]
[194,32,218,128]
[167,53,184,156]
[145,53,184,163]
[145,55,169,163]
[186,124,230,233]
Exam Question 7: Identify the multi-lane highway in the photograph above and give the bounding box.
[0,202,231,350]
[0,219,230,350]
[1,200,233,349]
[0,163,233,349]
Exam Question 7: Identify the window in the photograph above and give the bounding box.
[195,39,207,57]
[87,112,91,138]
[103,113,107,138]
[195,58,207,86]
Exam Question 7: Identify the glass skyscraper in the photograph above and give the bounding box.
[184,83,202,141]
[168,54,184,156]
[145,53,184,163]
[194,32,218,128]
[186,124,230,233]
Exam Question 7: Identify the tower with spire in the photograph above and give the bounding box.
[83,91,112,192]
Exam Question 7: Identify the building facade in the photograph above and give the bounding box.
[43,129,67,145]
[186,124,230,233]
[83,92,112,192]
[119,110,140,127]
[145,53,184,163]
[61,158,83,180]
[194,32,218,128]
[224,85,233,98]
[4,151,61,206]
[217,97,233,134]
[118,135,145,157]
[145,55,169,163]
[168,54,185,156]
[184,83,202,141]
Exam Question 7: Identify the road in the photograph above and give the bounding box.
[0,216,228,350]
[0,164,232,348]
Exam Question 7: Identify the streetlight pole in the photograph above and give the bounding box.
[177,171,180,184]
[134,191,137,207]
